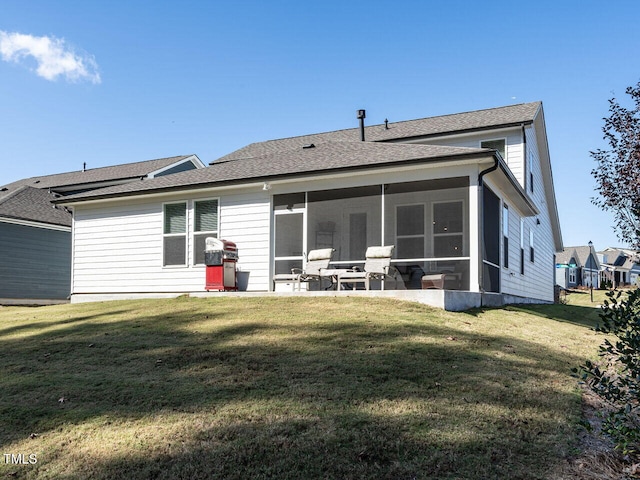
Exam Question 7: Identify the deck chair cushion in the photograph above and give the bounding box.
[365,245,394,259]
[307,248,334,261]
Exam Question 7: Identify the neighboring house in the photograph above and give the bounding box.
[555,245,600,289]
[0,155,204,304]
[56,102,563,310]
[599,248,640,288]
[630,261,640,286]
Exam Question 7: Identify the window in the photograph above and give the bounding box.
[520,219,525,275]
[396,204,425,258]
[163,202,187,266]
[193,199,219,265]
[529,228,535,263]
[481,139,506,160]
[433,201,463,257]
[503,204,509,269]
[528,151,534,193]
[569,268,576,284]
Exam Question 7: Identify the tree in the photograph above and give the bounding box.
[576,289,640,457]
[591,82,640,248]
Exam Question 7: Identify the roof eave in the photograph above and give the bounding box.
[55,150,492,206]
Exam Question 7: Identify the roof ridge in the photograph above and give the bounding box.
[241,102,542,145]
[29,154,194,180]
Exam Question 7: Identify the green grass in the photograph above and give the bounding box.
[0,296,603,479]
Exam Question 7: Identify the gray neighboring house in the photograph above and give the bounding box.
[0,155,204,304]
[555,245,600,289]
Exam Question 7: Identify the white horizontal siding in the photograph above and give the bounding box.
[420,128,525,187]
[220,193,271,291]
[499,124,554,302]
[71,192,271,294]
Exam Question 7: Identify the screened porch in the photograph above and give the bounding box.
[273,176,472,291]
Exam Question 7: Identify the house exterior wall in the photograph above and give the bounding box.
[419,128,525,186]
[0,221,71,300]
[70,163,483,296]
[71,190,271,294]
[494,123,555,302]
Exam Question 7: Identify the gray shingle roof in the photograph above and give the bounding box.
[58,142,493,202]
[0,155,197,225]
[218,102,542,162]
[557,246,599,268]
[0,187,71,227]
[0,155,195,199]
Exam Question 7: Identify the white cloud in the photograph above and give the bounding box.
[0,31,101,84]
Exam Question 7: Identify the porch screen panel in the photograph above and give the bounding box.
[433,202,463,257]
[384,177,469,259]
[274,212,304,275]
[396,204,425,259]
[482,186,500,292]
[383,177,470,290]
[307,186,381,263]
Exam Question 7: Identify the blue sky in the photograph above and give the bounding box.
[1,0,639,250]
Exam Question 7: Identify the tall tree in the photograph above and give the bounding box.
[591,82,640,248]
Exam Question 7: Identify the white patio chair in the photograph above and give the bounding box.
[337,245,395,291]
[273,248,335,291]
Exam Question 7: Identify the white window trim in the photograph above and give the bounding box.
[162,201,188,268]
[192,197,220,266]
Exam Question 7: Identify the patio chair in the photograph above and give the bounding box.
[337,245,395,291]
[273,248,335,291]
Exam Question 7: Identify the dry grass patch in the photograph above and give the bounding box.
[0,296,604,479]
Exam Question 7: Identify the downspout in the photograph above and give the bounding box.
[477,153,500,306]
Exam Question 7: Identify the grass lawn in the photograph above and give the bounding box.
[0,295,605,479]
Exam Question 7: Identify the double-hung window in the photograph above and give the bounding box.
[520,219,525,275]
[528,151,534,193]
[193,199,219,265]
[530,228,535,263]
[163,202,187,266]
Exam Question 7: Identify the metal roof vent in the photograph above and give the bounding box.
[302,143,315,149]
[357,109,366,141]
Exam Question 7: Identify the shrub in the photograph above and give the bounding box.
[575,288,640,457]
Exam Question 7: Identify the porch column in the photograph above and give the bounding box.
[468,176,481,292]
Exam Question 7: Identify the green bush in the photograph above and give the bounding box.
[576,288,640,457]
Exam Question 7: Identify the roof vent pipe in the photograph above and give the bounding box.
[83,162,86,172]
[384,118,389,130]
[357,109,366,141]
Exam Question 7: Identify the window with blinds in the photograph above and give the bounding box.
[163,202,187,266]
[193,199,219,265]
